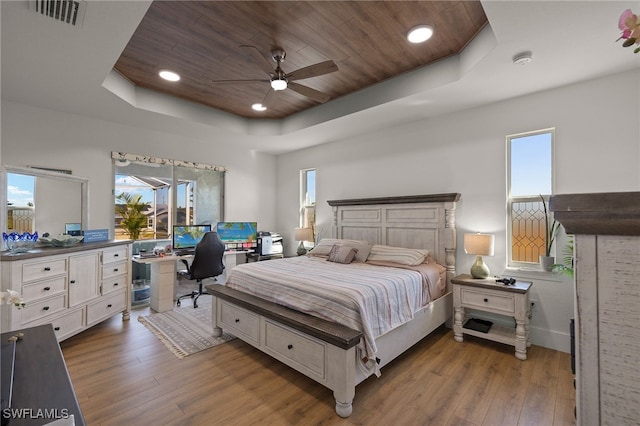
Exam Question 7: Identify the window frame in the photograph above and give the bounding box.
[300,168,316,243]
[506,128,555,269]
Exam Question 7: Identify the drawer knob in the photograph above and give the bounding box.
[114,253,119,257]
[54,326,60,331]
[70,280,76,284]
[44,267,51,271]
[43,286,51,291]
[114,268,119,272]
[113,283,119,287]
[107,304,112,308]
[484,298,489,303]
[287,344,293,350]
[43,306,50,311]
[235,318,240,323]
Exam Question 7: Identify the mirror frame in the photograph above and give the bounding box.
[1,164,89,233]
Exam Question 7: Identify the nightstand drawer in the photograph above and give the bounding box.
[460,288,515,314]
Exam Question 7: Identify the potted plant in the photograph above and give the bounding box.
[552,237,574,278]
[540,194,560,271]
[115,192,149,240]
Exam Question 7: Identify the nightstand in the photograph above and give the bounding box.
[451,274,532,360]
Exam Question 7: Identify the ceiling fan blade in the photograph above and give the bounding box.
[240,44,275,75]
[286,60,338,81]
[287,82,331,103]
[211,79,269,84]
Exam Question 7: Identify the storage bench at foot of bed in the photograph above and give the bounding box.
[206,284,363,417]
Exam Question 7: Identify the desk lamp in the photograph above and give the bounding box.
[464,233,495,279]
[295,227,313,256]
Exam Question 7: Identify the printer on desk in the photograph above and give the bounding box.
[257,231,283,256]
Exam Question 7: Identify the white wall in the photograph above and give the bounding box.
[275,69,640,352]
[1,101,278,234]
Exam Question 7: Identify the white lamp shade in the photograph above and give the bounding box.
[464,233,495,256]
[295,227,313,242]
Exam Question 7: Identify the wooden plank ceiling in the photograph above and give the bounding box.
[114,1,487,119]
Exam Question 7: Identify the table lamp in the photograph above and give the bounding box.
[464,233,495,279]
[295,227,313,256]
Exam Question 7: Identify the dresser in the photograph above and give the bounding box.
[551,191,640,426]
[1,240,132,341]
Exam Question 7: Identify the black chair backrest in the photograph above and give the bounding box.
[189,231,225,280]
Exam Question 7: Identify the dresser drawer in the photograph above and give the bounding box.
[219,301,260,344]
[101,275,127,295]
[264,320,326,381]
[22,276,66,301]
[21,294,67,324]
[33,308,85,341]
[460,288,515,314]
[86,290,126,326]
[102,246,128,264]
[22,259,67,283]
[101,260,128,280]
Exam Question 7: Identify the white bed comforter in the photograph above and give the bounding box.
[225,256,445,376]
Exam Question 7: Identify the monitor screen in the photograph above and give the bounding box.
[216,222,257,249]
[172,225,212,250]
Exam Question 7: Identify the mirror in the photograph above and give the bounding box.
[2,165,88,237]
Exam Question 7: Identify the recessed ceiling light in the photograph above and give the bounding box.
[407,25,433,43]
[159,70,180,81]
[513,52,533,66]
[252,103,267,111]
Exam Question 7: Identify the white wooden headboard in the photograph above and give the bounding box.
[327,193,460,288]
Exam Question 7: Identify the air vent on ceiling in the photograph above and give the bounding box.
[30,0,86,27]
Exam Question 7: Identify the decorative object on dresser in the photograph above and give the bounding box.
[209,193,460,418]
[294,227,313,256]
[1,241,132,341]
[550,191,640,425]
[452,274,532,360]
[463,232,495,279]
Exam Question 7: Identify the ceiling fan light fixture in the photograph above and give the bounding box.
[271,78,287,91]
[407,25,433,43]
[159,70,180,82]
[252,103,267,111]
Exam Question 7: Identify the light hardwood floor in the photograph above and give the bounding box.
[60,296,576,426]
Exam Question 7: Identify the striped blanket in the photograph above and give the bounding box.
[225,255,445,376]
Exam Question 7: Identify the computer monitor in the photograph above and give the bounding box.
[172,225,212,251]
[216,221,257,250]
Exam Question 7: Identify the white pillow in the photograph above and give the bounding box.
[366,244,426,266]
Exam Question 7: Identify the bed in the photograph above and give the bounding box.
[208,193,460,417]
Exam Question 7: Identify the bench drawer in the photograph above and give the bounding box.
[264,320,326,381]
[219,300,260,344]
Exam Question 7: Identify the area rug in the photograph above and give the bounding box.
[138,296,235,359]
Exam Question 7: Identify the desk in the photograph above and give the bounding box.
[132,251,250,313]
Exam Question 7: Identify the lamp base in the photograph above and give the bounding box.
[470,255,490,279]
[296,241,307,256]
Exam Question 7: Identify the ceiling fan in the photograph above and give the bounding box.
[211,45,338,108]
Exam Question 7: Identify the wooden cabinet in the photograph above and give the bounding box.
[1,240,132,341]
[551,191,640,426]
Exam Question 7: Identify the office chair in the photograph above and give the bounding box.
[176,231,225,308]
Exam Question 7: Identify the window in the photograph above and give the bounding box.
[113,153,225,241]
[300,168,316,242]
[507,129,554,268]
